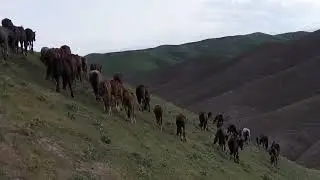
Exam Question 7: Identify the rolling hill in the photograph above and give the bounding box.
[85,30,320,168]
[0,53,319,179]
[120,29,320,168]
[85,31,309,78]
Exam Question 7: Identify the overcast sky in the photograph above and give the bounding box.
[1,0,320,55]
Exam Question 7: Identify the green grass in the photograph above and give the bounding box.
[85,31,309,77]
[0,54,318,180]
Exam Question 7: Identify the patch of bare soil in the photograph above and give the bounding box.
[38,138,68,161]
[76,161,121,180]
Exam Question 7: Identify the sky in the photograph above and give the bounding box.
[1,0,320,56]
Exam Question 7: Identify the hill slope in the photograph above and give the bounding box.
[0,55,319,179]
[137,29,320,168]
[85,31,309,78]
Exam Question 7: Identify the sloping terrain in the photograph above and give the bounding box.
[189,55,320,116]
[85,31,309,78]
[135,29,320,168]
[242,95,320,169]
[0,55,319,179]
[148,30,318,106]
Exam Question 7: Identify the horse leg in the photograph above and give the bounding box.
[108,105,112,115]
[16,41,19,54]
[68,79,74,98]
[17,41,20,54]
[62,75,67,90]
[129,106,133,123]
[26,41,29,51]
[125,106,129,121]
[182,129,186,141]
[176,127,180,136]
[118,99,122,111]
[143,100,146,111]
[148,102,151,112]
[103,98,110,115]
[103,99,107,112]
[45,64,51,80]
[0,44,4,61]
[115,99,120,111]
[107,98,112,115]
[19,41,23,54]
[160,117,163,131]
[0,44,3,61]
[132,107,136,124]
[55,75,60,93]
[23,41,27,55]
[145,101,150,112]
[138,99,142,111]
[4,42,9,61]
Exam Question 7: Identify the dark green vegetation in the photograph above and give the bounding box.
[0,52,319,179]
[85,31,309,77]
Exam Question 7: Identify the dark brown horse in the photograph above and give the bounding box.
[98,80,113,115]
[0,26,9,60]
[199,112,208,131]
[25,28,36,52]
[89,69,103,101]
[256,134,269,150]
[269,141,280,167]
[1,18,17,54]
[135,84,151,112]
[40,47,49,64]
[122,88,136,123]
[45,48,60,80]
[214,128,228,151]
[153,105,163,131]
[176,113,187,142]
[72,54,82,82]
[14,26,27,55]
[110,79,124,111]
[51,48,76,98]
[81,57,88,80]
[228,134,243,163]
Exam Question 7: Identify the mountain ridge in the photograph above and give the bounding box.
[85,31,309,77]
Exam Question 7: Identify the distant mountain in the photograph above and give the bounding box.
[275,31,310,41]
[85,31,309,78]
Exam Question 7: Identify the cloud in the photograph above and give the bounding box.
[1,0,320,55]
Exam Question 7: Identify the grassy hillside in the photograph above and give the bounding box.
[142,29,320,168]
[0,55,319,179]
[85,31,309,77]
[243,95,320,169]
